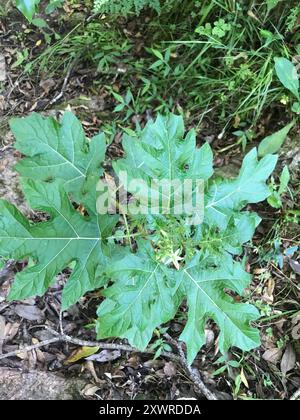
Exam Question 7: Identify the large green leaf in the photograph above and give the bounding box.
[113,114,213,222]
[114,114,213,181]
[274,57,300,100]
[16,0,40,22]
[113,114,213,198]
[96,242,260,362]
[205,148,277,229]
[10,112,106,189]
[0,180,116,309]
[96,241,182,349]
[3,112,117,309]
[258,121,294,157]
[178,254,260,363]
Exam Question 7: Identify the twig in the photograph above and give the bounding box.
[0,327,179,363]
[0,327,217,400]
[164,333,218,400]
[46,327,180,362]
[290,388,300,400]
[0,337,60,361]
[49,55,80,106]
[59,311,64,335]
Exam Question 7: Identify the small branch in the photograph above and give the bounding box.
[0,327,217,400]
[164,333,218,400]
[290,388,300,400]
[45,327,181,362]
[0,337,60,361]
[0,327,179,363]
[49,55,80,106]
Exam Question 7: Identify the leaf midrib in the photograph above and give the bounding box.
[183,269,257,344]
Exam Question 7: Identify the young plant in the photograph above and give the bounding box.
[1,112,278,363]
[267,165,290,209]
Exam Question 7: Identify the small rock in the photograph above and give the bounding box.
[0,368,86,400]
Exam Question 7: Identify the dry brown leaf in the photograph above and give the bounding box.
[253,268,267,275]
[14,304,44,322]
[281,344,296,375]
[205,328,215,346]
[262,278,275,303]
[4,322,20,342]
[292,315,300,340]
[81,384,100,397]
[163,361,177,378]
[85,349,121,363]
[39,78,56,95]
[262,347,283,364]
[290,259,300,274]
[84,360,100,383]
[240,367,249,388]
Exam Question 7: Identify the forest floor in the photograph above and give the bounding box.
[0,4,300,400]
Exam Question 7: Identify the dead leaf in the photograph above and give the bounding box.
[65,346,100,364]
[14,304,44,322]
[281,344,296,375]
[253,268,267,275]
[247,10,260,22]
[262,347,283,364]
[0,54,6,82]
[84,360,100,383]
[39,78,56,95]
[16,349,29,360]
[4,322,20,342]
[262,278,275,303]
[205,328,215,346]
[81,384,100,397]
[292,315,300,340]
[289,259,300,274]
[240,367,249,388]
[85,349,121,363]
[163,361,177,378]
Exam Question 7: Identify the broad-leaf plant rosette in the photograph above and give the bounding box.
[0,112,277,363]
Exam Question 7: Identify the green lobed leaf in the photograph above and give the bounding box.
[10,112,106,188]
[1,180,116,310]
[96,241,182,349]
[3,112,118,309]
[178,254,260,363]
[113,114,213,183]
[205,148,278,229]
